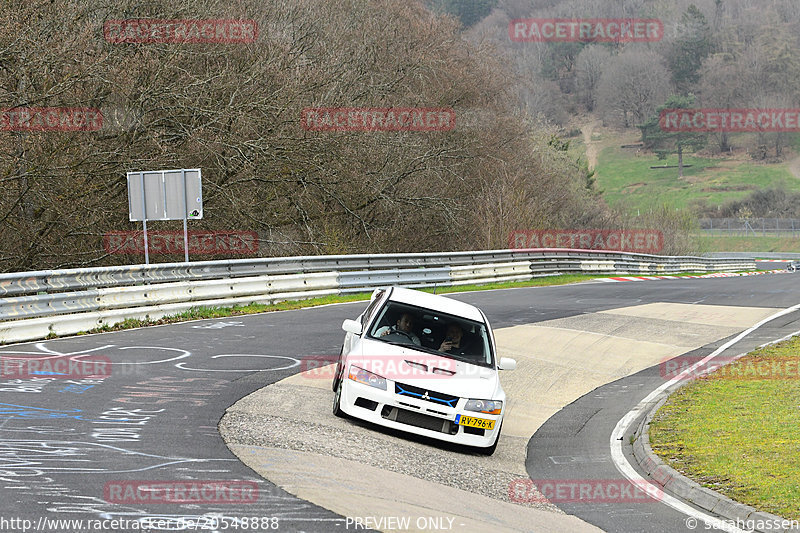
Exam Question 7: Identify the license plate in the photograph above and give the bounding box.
[455,414,495,430]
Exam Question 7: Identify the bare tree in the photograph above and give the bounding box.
[698,53,746,152]
[597,49,672,128]
[0,0,615,271]
[574,45,611,112]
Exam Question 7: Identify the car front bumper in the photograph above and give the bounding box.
[339,378,502,448]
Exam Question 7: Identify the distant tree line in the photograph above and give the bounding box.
[472,0,800,159]
[697,187,800,219]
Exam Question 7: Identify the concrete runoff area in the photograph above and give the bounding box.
[227,444,586,533]
[220,302,777,533]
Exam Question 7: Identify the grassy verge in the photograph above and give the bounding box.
[74,292,374,336]
[696,234,800,253]
[61,269,760,339]
[649,337,800,520]
[73,273,599,337]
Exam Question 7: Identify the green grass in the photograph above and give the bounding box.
[78,293,374,335]
[697,234,800,253]
[71,274,601,338]
[649,337,800,520]
[66,270,760,340]
[594,141,798,214]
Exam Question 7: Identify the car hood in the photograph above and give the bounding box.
[352,338,501,399]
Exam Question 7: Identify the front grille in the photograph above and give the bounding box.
[381,406,458,435]
[394,382,459,408]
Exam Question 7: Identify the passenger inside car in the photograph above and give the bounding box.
[438,323,464,352]
[438,323,480,360]
[368,302,490,365]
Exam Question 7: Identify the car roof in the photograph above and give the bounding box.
[385,286,485,322]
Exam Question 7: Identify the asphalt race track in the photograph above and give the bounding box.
[0,272,798,533]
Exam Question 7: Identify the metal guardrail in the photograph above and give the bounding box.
[706,252,800,260]
[0,249,754,344]
[0,248,744,297]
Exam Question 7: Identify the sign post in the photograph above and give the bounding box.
[140,172,149,264]
[126,168,203,264]
[181,169,189,262]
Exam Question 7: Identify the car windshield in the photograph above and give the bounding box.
[366,300,494,367]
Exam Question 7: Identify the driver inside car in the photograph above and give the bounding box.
[375,312,421,346]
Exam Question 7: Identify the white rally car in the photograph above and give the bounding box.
[332,286,516,455]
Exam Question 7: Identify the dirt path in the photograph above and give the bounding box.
[581,119,601,171]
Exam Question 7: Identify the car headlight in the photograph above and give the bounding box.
[464,399,502,415]
[348,365,387,390]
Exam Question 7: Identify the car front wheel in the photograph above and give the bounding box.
[332,345,344,392]
[332,379,346,418]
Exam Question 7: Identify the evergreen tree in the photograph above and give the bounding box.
[668,5,714,94]
[639,95,707,178]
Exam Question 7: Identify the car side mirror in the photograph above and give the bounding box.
[342,319,363,336]
[498,357,517,371]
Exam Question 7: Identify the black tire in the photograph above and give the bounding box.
[332,345,344,392]
[332,379,346,418]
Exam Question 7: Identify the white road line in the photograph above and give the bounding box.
[610,302,800,533]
